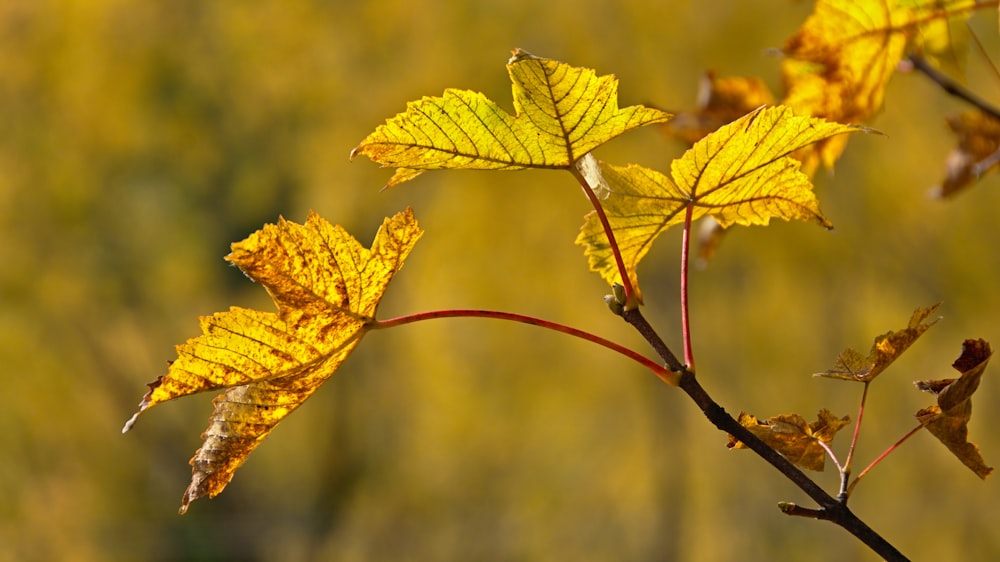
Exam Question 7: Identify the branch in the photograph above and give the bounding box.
[908,55,1000,121]
[619,308,907,560]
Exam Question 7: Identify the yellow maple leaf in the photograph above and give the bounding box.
[728,409,851,471]
[915,338,993,478]
[781,0,909,171]
[123,209,423,513]
[781,0,975,172]
[933,110,1000,198]
[575,105,862,297]
[350,48,671,187]
[817,303,941,382]
[903,0,976,78]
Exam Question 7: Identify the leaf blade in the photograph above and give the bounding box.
[351,49,671,187]
[123,209,423,511]
[576,105,860,294]
[817,303,941,382]
[915,338,993,479]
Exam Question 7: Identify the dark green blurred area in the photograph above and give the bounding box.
[3,1,999,560]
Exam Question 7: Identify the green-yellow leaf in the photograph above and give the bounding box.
[351,48,671,187]
[817,303,941,382]
[915,338,993,479]
[123,209,423,512]
[727,409,850,471]
[576,105,862,296]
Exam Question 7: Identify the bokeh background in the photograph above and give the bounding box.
[3,1,999,560]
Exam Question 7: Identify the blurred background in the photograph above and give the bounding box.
[3,1,999,560]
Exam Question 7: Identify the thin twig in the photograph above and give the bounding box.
[909,55,1000,121]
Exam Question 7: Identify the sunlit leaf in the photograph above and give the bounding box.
[123,209,423,512]
[351,49,671,187]
[664,72,775,146]
[932,110,1000,198]
[817,303,941,382]
[915,338,993,478]
[576,105,861,295]
[903,0,976,78]
[781,0,974,172]
[727,409,850,471]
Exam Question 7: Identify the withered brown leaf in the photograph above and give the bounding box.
[915,339,993,479]
[728,409,850,471]
[817,304,941,382]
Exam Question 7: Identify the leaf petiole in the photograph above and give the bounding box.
[838,381,871,500]
[680,202,696,371]
[846,421,929,497]
[373,309,680,386]
[570,163,640,310]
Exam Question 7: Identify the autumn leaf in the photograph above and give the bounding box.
[664,72,776,146]
[123,209,423,513]
[903,0,976,78]
[781,0,975,172]
[576,105,862,296]
[932,110,1000,198]
[727,409,850,471]
[817,303,941,382]
[350,48,671,187]
[915,338,993,479]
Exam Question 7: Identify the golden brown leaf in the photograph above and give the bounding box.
[728,409,850,471]
[664,72,775,146]
[351,49,670,187]
[123,210,423,512]
[915,338,993,478]
[932,110,1000,198]
[781,0,975,172]
[817,303,941,382]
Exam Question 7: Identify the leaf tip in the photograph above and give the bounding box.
[121,412,140,434]
[507,47,537,64]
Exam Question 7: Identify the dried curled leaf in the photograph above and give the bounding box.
[932,110,1000,198]
[915,338,993,479]
[576,105,862,297]
[728,409,850,471]
[351,48,670,187]
[817,303,941,382]
[123,210,423,512]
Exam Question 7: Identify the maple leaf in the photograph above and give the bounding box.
[575,105,862,296]
[664,72,776,146]
[903,0,976,78]
[781,0,974,171]
[727,409,850,471]
[932,110,1000,198]
[123,209,423,513]
[915,338,993,478]
[817,304,941,382]
[350,48,671,187]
